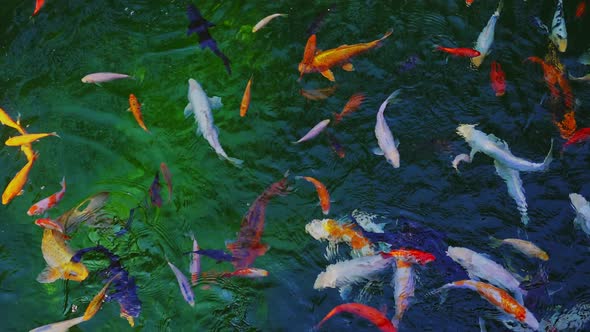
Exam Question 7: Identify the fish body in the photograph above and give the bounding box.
[5,132,59,146]
[240,76,253,117]
[392,261,415,327]
[184,78,243,167]
[194,249,234,263]
[490,61,506,96]
[333,93,366,124]
[293,119,330,144]
[550,0,567,52]
[494,160,529,225]
[0,108,26,134]
[160,162,173,202]
[526,56,573,108]
[223,268,268,278]
[316,303,397,332]
[305,218,373,257]
[2,153,38,205]
[252,13,287,32]
[456,124,553,172]
[35,218,66,235]
[501,238,549,261]
[227,173,289,269]
[28,177,66,215]
[314,254,393,289]
[83,276,117,321]
[187,4,231,75]
[81,72,132,83]
[435,46,481,57]
[446,246,526,304]
[374,90,401,168]
[570,193,590,235]
[452,153,471,172]
[471,1,503,67]
[441,280,539,331]
[128,94,149,132]
[38,229,88,283]
[30,316,86,332]
[190,233,200,286]
[299,31,392,81]
[148,172,162,208]
[167,261,195,307]
[564,128,590,147]
[32,0,45,16]
[296,176,330,215]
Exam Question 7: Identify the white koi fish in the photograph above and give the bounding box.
[252,13,287,32]
[550,0,567,52]
[447,246,526,304]
[184,78,243,167]
[456,124,553,172]
[167,260,195,307]
[29,316,86,332]
[314,254,393,290]
[391,260,415,327]
[494,161,529,225]
[570,193,590,235]
[374,89,401,168]
[471,0,503,68]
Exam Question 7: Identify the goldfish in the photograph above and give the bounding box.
[570,193,590,236]
[160,162,173,202]
[81,72,133,84]
[252,13,287,32]
[0,108,26,134]
[374,90,401,168]
[189,232,200,286]
[240,75,253,117]
[316,303,397,332]
[305,218,374,258]
[5,132,59,146]
[293,119,330,144]
[550,0,567,52]
[167,260,195,307]
[30,316,86,332]
[564,128,590,148]
[27,177,66,216]
[500,238,549,261]
[38,229,88,283]
[333,93,366,124]
[299,30,392,81]
[2,152,38,205]
[438,280,539,331]
[576,1,587,19]
[34,218,67,235]
[300,85,337,101]
[222,268,268,278]
[83,274,118,321]
[435,46,481,58]
[296,176,330,215]
[148,171,162,208]
[128,94,149,132]
[471,0,503,67]
[21,144,35,162]
[490,61,506,96]
[32,0,45,16]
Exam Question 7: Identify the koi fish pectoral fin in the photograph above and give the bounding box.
[372,147,385,156]
[37,266,61,283]
[183,103,193,118]
[342,63,354,71]
[320,69,335,81]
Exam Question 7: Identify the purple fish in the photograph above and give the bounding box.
[81,72,133,83]
[149,172,162,208]
[186,249,234,263]
[293,119,330,144]
[187,4,231,75]
[167,260,195,307]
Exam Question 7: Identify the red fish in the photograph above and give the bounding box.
[490,61,506,96]
[316,303,397,332]
[327,132,345,158]
[380,249,436,265]
[466,0,475,6]
[564,128,590,148]
[160,162,173,202]
[525,56,573,108]
[333,93,366,124]
[27,177,66,216]
[576,1,586,19]
[33,0,45,16]
[295,176,330,215]
[435,46,481,58]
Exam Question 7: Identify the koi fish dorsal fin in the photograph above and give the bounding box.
[208,96,223,110]
[320,69,335,81]
[302,34,317,65]
[37,266,61,283]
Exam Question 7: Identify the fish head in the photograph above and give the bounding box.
[446,246,474,268]
[456,124,477,141]
[62,261,89,282]
[569,193,588,212]
[81,76,91,83]
[385,150,400,168]
[305,219,330,240]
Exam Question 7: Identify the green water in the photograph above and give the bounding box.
[2,0,590,331]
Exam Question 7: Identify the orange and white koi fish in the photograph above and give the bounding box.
[38,229,88,283]
[0,108,26,134]
[299,30,393,82]
[333,93,366,124]
[305,218,374,257]
[128,94,149,132]
[223,268,268,278]
[34,218,67,235]
[316,303,397,332]
[295,176,330,215]
[240,75,253,117]
[2,152,38,205]
[5,132,59,146]
[27,177,66,215]
[32,0,45,16]
[438,280,539,331]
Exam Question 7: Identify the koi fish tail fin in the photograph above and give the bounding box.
[225,156,244,168]
[332,113,342,124]
[425,284,451,304]
[540,139,554,171]
[37,266,61,283]
[378,29,393,43]
[495,0,504,16]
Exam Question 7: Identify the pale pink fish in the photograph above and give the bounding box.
[293,119,330,144]
[189,232,201,286]
[81,72,133,84]
[30,316,86,332]
[167,260,195,306]
[27,177,66,216]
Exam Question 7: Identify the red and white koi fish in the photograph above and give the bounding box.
[222,268,268,278]
[189,232,200,286]
[34,218,67,236]
[316,303,397,332]
[295,176,330,215]
[27,177,66,216]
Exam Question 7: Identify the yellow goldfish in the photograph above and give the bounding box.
[0,107,26,134]
[83,275,118,320]
[2,152,38,205]
[5,132,59,146]
[299,30,392,81]
[37,229,88,283]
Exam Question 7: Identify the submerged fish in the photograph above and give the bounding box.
[550,0,567,52]
[457,124,553,172]
[81,72,132,84]
[326,132,345,158]
[83,274,118,321]
[5,132,59,146]
[374,90,401,168]
[252,13,287,32]
[184,79,243,167]
[148,171,162,208]
[307,4,336,36]
[471,0,503,68]
[240,75,253,117]
[187,4,231,75]
[28,177,66,216]
[490,61,506,96]
[333,93,366,124]
[316,303,397,332]
[38,229,88,283]
[500,238,549,261]
[160,162,173,202]
[295,176,330,215]
[192,249,234,263]
[300,85,337,101]
[314,254,393,290]
[435,46,481,58]
[167,260,195,307]
[2,152,38,205]
[293,119,330,144]
[452,153,471,172]
[525,56,573,109]
[570,193,590,235]
[128,94,149,132]
[576,1,587,19]
[0,108,26,134]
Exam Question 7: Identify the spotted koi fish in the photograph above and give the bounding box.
[27,177,66,216]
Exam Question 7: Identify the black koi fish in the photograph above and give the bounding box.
[187,4,231,75]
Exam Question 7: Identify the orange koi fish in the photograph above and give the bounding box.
[295,176,330,215]
[83,275,118,320]
[160,162,173,202]
[0,107,26,134]
[299,30,393,81]
[305,218,373,257]
[27,177,66,215]
[316,303,397,332]
[5,132,59,146]
[525,56,573,108]
[435,46,481,58]
[128,94,149,132]
[240,75,253,117]
[32,0,45,16]
[2,152,38,205]
[333,93,366,124]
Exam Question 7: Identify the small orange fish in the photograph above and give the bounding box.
[316,303,397,332]
[296,176,330,215]
[128,94,149,132]
[0,108,26,134]
[5,132,59,146]
[380,249,436,265]
[240,76,253,117]
[466,0,475,6]
[2,152,38,205]
[32,0,45,16]
[333,93,366,124]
